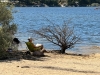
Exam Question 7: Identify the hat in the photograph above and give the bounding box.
[28,37,33,40]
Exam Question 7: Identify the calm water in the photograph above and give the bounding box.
[13,7,100,54]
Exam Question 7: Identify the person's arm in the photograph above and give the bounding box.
[31,42,36,48]
[31,42,41,48]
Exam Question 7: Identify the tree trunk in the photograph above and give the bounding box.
[61,48,66,54]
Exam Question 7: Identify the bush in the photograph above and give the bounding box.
[0,3,17,59]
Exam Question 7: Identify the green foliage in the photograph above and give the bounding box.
[67,0,100,6]
[0,3,17,59]
[17,0,100,7]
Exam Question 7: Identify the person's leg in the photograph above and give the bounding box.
[40,45,43,50]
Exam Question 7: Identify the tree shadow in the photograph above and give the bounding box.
[37,66,100,74]
[0,51,50,62]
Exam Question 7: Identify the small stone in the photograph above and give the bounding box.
[21,66,30,68]
[17,66,19,67]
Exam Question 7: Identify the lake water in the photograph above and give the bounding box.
[13,7,100,54]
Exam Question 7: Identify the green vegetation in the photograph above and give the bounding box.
[9,0,100,7]
[68,0,100,6]
[0,3,17,59]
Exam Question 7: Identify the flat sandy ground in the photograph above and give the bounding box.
[0,52,100,75]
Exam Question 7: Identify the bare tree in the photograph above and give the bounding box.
[33,20,79,54]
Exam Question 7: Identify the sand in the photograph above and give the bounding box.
[0,52,100,75]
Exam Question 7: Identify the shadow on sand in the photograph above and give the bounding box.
[37,66,100,74]
[0,50,50,62]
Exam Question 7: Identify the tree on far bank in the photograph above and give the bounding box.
[0,3,17,59]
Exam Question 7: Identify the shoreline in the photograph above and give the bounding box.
[20,49,100,57]
[18,44,100,55]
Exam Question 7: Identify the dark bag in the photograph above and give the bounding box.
[13,38,20,44]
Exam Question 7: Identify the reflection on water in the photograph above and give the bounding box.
[13,7,100,54]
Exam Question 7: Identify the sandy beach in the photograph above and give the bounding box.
[0,52,100,75]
